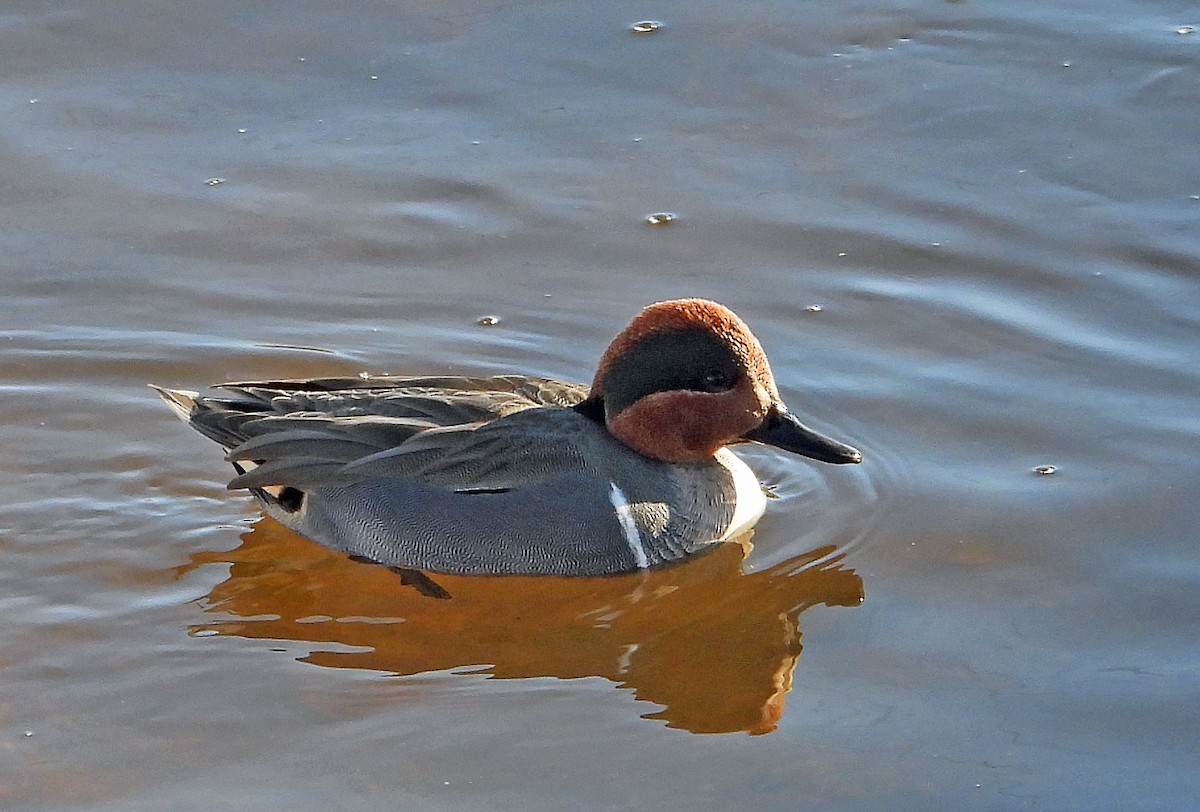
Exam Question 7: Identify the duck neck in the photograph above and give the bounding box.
[572,396,607,425]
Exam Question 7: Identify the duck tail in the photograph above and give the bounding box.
[149,384,199,422]
[149,383,271,451]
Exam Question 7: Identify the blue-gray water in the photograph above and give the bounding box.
[2,1,1197,809]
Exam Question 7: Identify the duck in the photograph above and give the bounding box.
[153,298,861,577]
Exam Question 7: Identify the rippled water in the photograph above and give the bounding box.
[3,1,1198,809]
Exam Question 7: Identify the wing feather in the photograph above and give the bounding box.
[155,375,595,491]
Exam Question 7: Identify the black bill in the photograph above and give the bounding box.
[743,405,863,464]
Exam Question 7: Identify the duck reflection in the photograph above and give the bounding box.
[183,518,863,735]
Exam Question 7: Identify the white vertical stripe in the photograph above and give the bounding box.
[714,448,767,541]
[608,482,649,569]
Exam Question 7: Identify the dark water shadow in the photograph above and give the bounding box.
[181,518,864,735]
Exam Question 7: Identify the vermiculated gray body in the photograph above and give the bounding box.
[160,375,739,575]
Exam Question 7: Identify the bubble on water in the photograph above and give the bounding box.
[631,21,662,34]
[1033,465,1057,476]
[204,178,226,186]
[645,212,677,226]
[477,315,501,327]
[1176,25,1195,35]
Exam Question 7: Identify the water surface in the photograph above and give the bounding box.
[2,1,1198,809]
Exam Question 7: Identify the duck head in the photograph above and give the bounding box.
[581,298,863,465]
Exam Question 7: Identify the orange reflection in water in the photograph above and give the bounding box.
[183,518,863,735]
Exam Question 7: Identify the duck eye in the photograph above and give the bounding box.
[701,368,733,392]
